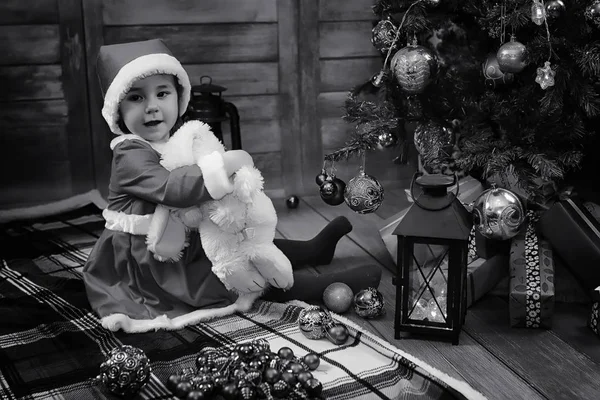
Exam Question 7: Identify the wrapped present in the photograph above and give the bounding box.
[537,197,600,292]
[589,287,600,337]
[466,254,509,308]
[509,213,555,329]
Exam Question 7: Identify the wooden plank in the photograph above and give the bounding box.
[320,58,382,92]
[278,0,303,197]
[320,21,379,58]
[317,91,347,118]
[0,65,63,101]
[103,0,277,25]
[298,0,323,193]
[82,0,111,199]
[104,24,278,63]
[319,0,375,21]
[321,117,352,148]
[465,296,600,400]
[0,25,60,65]
[0,0,58,25]
[220,119,281,153]
[225,94,279,121]
[185,63,279,96]
[0,99,68,127]
[253,152,282,191]
[58,0,94,195]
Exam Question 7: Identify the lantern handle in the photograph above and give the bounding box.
[410,172,460,211]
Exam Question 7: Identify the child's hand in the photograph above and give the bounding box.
[222,150,254,177]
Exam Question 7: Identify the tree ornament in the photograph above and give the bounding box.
[303,378,324,397]
[286,195,300,209]
[413,120,455,155]
[353,287,385,318]
[325,322,350,345]
[371,68,391,87]
[585,0,600,28]
[536,61,556,90]
[531,0,546,25]
[277,347,295,360]
[371,18,399,54]
[483,53,514,89]
[323,282,354,313]
[497,35,528,73]
[94,345,151,398]
[320,180,336,198]
[377,130,398,148]
[298,306,333,339]
[545,0,566,19]
[315,169,328,186]
[302,354,320,371]
[425,0,441,7]
[344,171,384,214]
[320,176,346,206]
[272,380,291,398]
[390,40,438,94]
[472,187,526,240]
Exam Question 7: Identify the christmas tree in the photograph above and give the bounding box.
[327,0,600,205]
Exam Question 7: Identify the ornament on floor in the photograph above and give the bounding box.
[483,53,515,89]
[323,282,354,313]
[286,195,300,209]
[545,0,566,20]
[585,1,600,28]
[325,321,350,345]
[536,61,556,90]
[298,305,333,339]
[93,345,151,397]
[371,17,399,54]
[472,187,526,240]
[497,35,528,73]
[531,0,546,25]
[390,37,438,94]
[377,130,398,149]
[354,287,385,318]
[371,68,391,87]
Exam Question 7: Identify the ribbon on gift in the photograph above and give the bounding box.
[523,210,543,328]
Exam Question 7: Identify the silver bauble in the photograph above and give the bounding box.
[472,187,526,240]
[390,44,438,94]
[343,171,384,214]
[371,19,398,54]
[353,287,385,318]
[496,36,528,73]
[483,53,514,89]
[585,0,600,28]
[413,120,455,155]
[298,306,333,340]
[96,345,151,397]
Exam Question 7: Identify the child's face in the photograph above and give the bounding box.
[119,74,179,142]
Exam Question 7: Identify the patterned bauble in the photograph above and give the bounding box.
[95,345,151,397]
[545,0,566,19]
[585,0,600,28]
[390,44,438,94]
[323,282,354,313]
[353,287,385,318]
[496,36,528,73]
[298,306,333,339]
[413,120,455,155]
[343,171,384,214]
[320,176,346,206]
[483,53,514,89]
[371,18,399,54]
[472,187,526,241]
[371,69,391,87]
[377,130,398,148]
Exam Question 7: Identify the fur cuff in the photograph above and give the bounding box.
[198,151,234,200]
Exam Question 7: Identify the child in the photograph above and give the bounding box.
[83,39,354,333]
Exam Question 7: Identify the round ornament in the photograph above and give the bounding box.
[413,120,455,155]
[531,0,546,25]
[298,306,333,339]
[371,18,399,54]
[320,177,346,206]
[325,322,350,345]
[483,53,514,89]
[472,187,526,240]
[353,287,385,318]
[377,130,398,148]
[545,0,566,19]
[390,44,438,94]
[286,195,300,209]
[316,169,328,186]
[323,282,354,313]
[496,36,528,73]
[95,345,151,397]
[343,171,384,214]
[585,0,600,28]
[371,69,391,87]
[302,353,320,371]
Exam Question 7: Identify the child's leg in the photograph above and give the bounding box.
[273,216,353,268]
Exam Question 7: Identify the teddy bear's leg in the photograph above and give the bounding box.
[248,245,294,290]
[212,259,269,294]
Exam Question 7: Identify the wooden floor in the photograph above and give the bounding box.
[273,190,600,400]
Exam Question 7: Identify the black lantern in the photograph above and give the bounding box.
[185,76,242,149]
[393,173,471,345]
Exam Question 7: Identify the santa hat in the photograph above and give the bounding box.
[97,39,191,135]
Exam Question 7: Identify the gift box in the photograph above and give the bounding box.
[537,197,600,292]
[509,215,555,329]
[588,287,600,337]
[466,255,509,308]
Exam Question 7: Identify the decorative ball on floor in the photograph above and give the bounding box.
[472,187,525,240]
[323,282,354,313]
[298,305,333,339]
[325,322,350,345]
[94,345,151,397]
[354,287,385,318]
[286,195,300,209]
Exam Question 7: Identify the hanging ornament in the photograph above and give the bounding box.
[545,0,566,20]
[377,130,398,149]
[585,1,600,28]
[531,0,546,25]
[472,187,526,241]
[320,175,346,206]
[535,61,556,90]
[413,120,455,155]
[298,306,333,339]
[94,345,151,397]
[353,287,385,318]
[497,35,528,73]
[483,53,515,89]
[371,18,399,54]
[371,68,391,87]
[390,38,438,94]
[315,168,328,186]
[343,153,384,214]
[425,0,441,7]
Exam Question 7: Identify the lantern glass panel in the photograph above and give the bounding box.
[407,243,449,324]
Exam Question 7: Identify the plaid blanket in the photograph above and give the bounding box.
[0,206,484,400]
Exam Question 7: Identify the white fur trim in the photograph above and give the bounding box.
[197,151,234,200]
[102,53,191,136]
[102,209,152,235]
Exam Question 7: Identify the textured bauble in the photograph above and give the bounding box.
[315,169,328,186]
[353,287,385,318]
[320,177,346,206]
[483,53,514,89]
[585,0,600,28]
[496,36,528,73]
[371,69,391,87]
[472,187,526,240]
[413,120,455,155]
[286,195,300,209]
[325,322,350,345]
[96,345,151,397]
[323,282,354,313]
[377,130,398,149]
[390,44,438,94]
[531,0,546,25]
[371,18,399,54]
[319,180,336,198]
[545,0,566,19]
[298,306,332,339]
[343,172,384,214]
[297,370,314,384]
